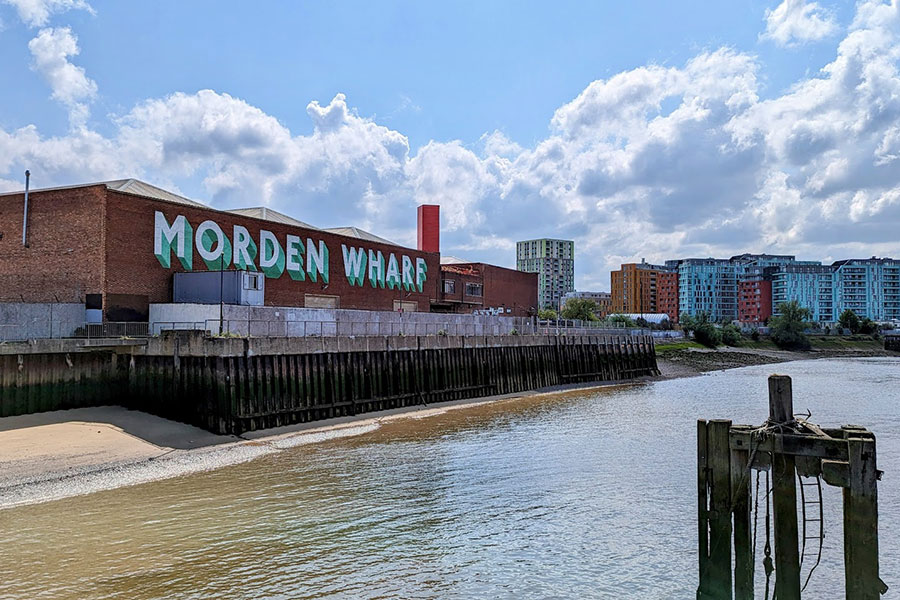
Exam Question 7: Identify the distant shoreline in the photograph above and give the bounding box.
[655,338,894,379]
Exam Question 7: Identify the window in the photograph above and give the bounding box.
[465,283,483,297]
[443,279,456,294]
[244,273,262,291]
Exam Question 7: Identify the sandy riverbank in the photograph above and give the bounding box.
[0,383,622,510]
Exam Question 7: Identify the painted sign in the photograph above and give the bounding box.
[153,211,427,292]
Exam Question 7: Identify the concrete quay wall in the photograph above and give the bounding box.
[1,333,659,434]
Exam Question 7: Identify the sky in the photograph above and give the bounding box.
[1,0,899,291]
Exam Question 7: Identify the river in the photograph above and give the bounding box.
[0,357,897,599]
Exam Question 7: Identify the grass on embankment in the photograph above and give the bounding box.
[655,335,885,356]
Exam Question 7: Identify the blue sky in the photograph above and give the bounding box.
[1,0,899,290]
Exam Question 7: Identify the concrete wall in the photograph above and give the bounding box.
[149,303,534,337]
[0,302,85,341]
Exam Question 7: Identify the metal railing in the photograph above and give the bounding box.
[537,319,634,336]
[2,317,684,341]
[142,318,679,339]
[76,321,152,338]
[196,319,538,338]
[149,321,212,336]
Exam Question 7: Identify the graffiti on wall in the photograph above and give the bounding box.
[153,211,428,292]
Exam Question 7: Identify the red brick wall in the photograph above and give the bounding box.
[657,271,679,322]
[439,263,537,317]
[482,264,538,316]
[439,267,482,309]
[0,185,107,303]
[104,190,440,316]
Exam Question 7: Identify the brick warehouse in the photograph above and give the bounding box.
[0,180,537,322]
[434,261,538,316]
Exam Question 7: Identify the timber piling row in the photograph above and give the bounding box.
[1,334,658,434]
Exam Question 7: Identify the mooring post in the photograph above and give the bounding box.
[697,419,709,599]
[707,419,733,599]
[844,435,882,599]
[730,425,753,600]
[768,375,801,600]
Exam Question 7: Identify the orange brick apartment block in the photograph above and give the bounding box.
[610,261,679,322]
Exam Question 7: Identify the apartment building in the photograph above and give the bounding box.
[832,258,900,321]
[516,239,575,310]
[558,290,612,317]
[610,260,678,321]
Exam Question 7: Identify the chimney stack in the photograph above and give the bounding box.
[417,204,440,253]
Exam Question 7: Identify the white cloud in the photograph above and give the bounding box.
[2,0,93,27]
[479,130,523,159]
[762,0,838,47]
[2,1,900,289]
[28,26,96,126]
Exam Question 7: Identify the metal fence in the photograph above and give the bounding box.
[195,318,538,338]
[149,321,213,336]
[537,319,635,336]
[5,317,682,340]
[75,322,152,338]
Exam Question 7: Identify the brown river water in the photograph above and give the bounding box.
[0,357,898,599]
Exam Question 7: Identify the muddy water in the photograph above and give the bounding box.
[1,358,898,599]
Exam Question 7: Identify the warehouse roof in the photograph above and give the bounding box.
[323,226,395,245]
[0,178,205,208]
[103,179,207,207]
[0,178,413,247]
[440,255,469,264]
[227,206,317,229]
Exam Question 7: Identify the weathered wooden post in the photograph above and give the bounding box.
[707,419,732,599]
[768,374,801,600]
[843,431,882,599]
[697,419,709,600]
[699,375,884,599]
[730,424,753,600]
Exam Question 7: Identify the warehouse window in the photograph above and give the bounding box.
[244,273,262,291]
[465,283,483,297]
[443,279,456,294]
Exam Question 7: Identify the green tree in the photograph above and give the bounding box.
[679,313,697,333]
[770,301,812,350]
[608,314,636,327]
[682,312,721,347]
[537,308,558,320]
[560,298,600,321]
[839,309,860,333]
[694,320,722,348]
[721,323,742,346]
[859,318,877,335]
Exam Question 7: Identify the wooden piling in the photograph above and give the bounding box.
[843,436,881,600]
[730,425,753,600]
[697,419,710,598]
[768,375,801,600]
[706,419,733,599]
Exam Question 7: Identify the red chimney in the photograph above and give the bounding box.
[417,204,439,253]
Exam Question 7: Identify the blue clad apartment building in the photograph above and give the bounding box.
[669,254,900,324]
[667,258,741,322]
[832,258,900,322]
[771,264,836,323]
[670,254,814,322]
